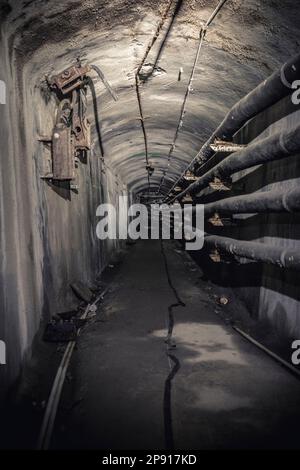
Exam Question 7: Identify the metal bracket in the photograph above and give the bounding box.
[73,113,91,152]
[209,176,232,191]
[48,63,91,95]
[208,213,235,227]
[209,249,221,263]
[182,193,193,203]
[209,248,233,264]
[183,170,197,182]
[210,140,247,153]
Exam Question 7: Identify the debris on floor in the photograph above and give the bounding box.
[56,310,77,321]
[70,282,93,302]
[126,238,136,246]
[86,304,98,319]
[43,321,77,343]
[218,296,229,305]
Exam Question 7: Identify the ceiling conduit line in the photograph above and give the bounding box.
[157,26,207,195]
[164,50,300,202]
[158,0,231,199]
[134,0,175,196]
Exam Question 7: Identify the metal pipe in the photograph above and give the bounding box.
[165,52,300,200]
[170,122,300,202]
[205,234,300,270]
[204,187,300,216]
[193,51,300,169]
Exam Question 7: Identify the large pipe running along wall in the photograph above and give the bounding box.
[205,235,300,271]
[171,122,300,200]
[166,52,300,200]
[204,187,300,216]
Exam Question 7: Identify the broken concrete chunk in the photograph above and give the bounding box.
[70,281,93,302]
[218,296,229,305]
[43,322,77,343]
[126,239,136,246]
[56,310,78,321]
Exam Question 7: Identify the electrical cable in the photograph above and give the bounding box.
[157,26,207,194]
[135,0,175,196]
[160,0,231,200]
[90,64,118,101]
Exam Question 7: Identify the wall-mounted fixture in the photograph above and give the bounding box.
[39,98,76,181]
[39,60,117,185]
[48,63,90,96]
[48,60,118,101]
[52,99,74,180]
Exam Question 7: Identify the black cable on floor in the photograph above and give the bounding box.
[160,240,185,449]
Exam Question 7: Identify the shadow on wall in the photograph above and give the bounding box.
[45,180,72,201]
[192,248,300,337]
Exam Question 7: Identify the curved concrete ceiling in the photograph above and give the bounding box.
[3,0,300,196]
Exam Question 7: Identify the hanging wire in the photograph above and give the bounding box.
[157,26,207,194]
[160,0,231,200]
[135,0,175,195]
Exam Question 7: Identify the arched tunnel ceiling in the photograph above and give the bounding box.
[3,0,300,196]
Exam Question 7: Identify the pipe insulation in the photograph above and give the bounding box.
[166,52,300,200]
[171,122,300,201]
[204,187,300,216]
[193,52,300,168]
[205,235,300,270]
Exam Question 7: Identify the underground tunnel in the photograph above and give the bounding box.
[1,0,300,456]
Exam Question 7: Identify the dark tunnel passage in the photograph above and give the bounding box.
[1,0,300,453]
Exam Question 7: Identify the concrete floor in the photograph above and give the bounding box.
[52,240,300,450]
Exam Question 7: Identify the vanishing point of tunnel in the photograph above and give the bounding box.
[1,0,300,455]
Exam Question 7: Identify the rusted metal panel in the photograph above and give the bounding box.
[52,124,75,180]
[49,64,91,95]
[73,115,91,151]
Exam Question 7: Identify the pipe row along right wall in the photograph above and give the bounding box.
[198,91,300,339]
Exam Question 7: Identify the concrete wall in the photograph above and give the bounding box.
[0,26,128,399]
